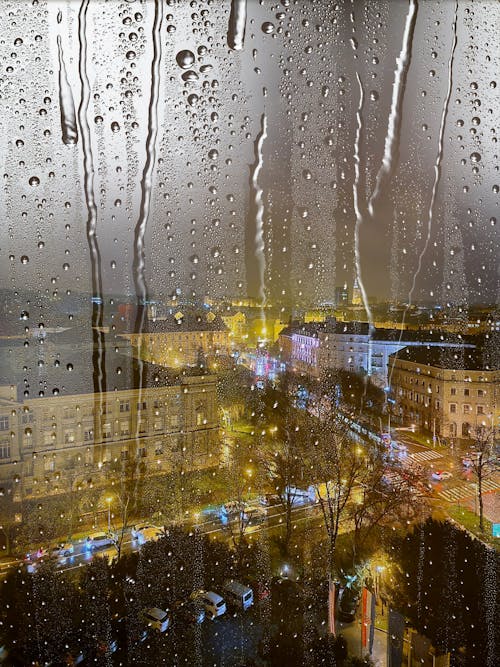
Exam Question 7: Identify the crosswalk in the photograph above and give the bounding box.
[409,450,443,463]
[438,478,500,503]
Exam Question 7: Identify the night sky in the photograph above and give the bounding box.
[0,0,498,311]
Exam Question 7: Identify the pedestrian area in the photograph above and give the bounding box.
[408,450,443,464]
[438,478,500,503]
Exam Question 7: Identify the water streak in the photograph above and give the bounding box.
[388,0,458,389]
[407,0,457,305]
[133,0,163,443]
[367,0,417,216]
[78,0,105,456]
[252,113,268,316]
[352,73,374,333]
[57,35,78,145]
[133,0,163,308]
[227,0,247,51]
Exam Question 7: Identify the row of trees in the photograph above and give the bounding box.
[226,377,427,578]
[389,517,500,666]
[1,525,378,666]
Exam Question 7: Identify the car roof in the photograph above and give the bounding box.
[144,607,169,620]
[88,532,108,539]
[204,591,224,603]
[224,580,252,595]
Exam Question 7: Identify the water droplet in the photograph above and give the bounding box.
[94,115,103,124]
[493,185,499,194]
[29,176,40,186]
[126,50,136,60]
[14,38,23,46]
[181,70,198,82]
[370,90,379,101]
[490,217,497,226]
[20,255,29,264]
[208,149,218,160]
[111,260,116,269]
[261,22,275,34]
[472,117,480,126]
[20,311,29,320]
[66,363,73,371]
[470,152,481,163]
[111,121,120,133]
[176,50,195,69]
[187,93,199,106]
[114,199,122,207]
[63,263,70,271]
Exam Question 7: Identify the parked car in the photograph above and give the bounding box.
[462,453,479,468]
[24,546,48,562]
[140,607,171,633]
[338,588,360,623]
[223,580,254,610]
[50,542,74,558]
[258,493,280,507]
[23,547,49,572]
[84,531,116,551]
[131,523,160,540]
[243,506,268,526]
[431,470,452,481]
[192,590,227,619]
[135,526,164,545]
[175,599,205,625]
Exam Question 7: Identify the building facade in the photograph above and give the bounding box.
[389,347,499,442]
[0,371,219,503]
[120,309,230,367]
[278,318,471,387]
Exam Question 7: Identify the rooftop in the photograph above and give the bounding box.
[389,345,498,371]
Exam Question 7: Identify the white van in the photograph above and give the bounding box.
[223,581,254,610]
[196,591,227,619]
[140,607,171,633]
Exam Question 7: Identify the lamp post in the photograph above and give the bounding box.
[106,497,112,532]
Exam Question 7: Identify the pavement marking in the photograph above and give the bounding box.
[438,478,500,503]
[409,450,443,463]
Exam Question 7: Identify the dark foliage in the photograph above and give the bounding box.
[389,518,500,666]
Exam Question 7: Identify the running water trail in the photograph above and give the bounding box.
[353,73,374,334]
[367,0,417,216]
[251,113,268,321]
[78,0,105,456]
[57,35,78,145]
[227,0,247,51]
[388,0,458,388]
[133,0,163,443]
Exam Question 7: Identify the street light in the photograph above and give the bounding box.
[106,497,112,532]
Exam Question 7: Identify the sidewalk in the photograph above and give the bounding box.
[337,599,388,666]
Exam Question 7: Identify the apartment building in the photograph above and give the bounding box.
[389,346,499,442]
[0,350,219,502]
[278,318,468,387]
[120,309,230,367]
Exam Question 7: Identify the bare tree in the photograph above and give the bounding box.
[308,414,366,576]
[348,448,429,564]
[258,421,308,555]
[468,425,498,532]
[106,455,145,559]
